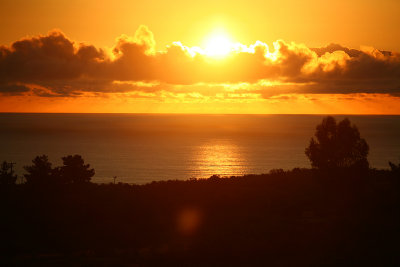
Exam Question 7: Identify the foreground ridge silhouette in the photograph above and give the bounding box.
[0,117,399,265]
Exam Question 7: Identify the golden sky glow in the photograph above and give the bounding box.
[0,0,400,114]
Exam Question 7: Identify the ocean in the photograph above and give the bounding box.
[0,113,399,184]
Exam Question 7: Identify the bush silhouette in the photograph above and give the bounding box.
[24,154,94,185]
[305,116,369,169]
[24,155,54,185]
[57,154,95,184]
[0,161,17,185]
[389,159,400,177]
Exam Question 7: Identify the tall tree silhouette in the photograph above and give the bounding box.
[24,155,53,185]
[58,155,94,184]
[305,116,369,169]
[0,161,17,185]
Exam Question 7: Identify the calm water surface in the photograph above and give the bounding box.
[0,114,399,184]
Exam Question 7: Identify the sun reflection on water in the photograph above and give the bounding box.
[192,139,246,178]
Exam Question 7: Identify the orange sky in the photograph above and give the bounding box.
[0,0,399,114]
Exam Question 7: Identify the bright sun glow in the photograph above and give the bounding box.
[204,34,233,57]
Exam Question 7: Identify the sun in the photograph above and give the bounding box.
[204,33,233,58]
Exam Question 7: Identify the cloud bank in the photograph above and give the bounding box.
[1,25,399,98]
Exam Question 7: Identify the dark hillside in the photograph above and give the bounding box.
[1,168,399,266]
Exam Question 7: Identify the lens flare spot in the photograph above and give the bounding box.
[177,208,202,235]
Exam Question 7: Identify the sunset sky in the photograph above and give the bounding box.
[1,0,399,113]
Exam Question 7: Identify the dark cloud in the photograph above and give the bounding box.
[311,43,363,57]
[0,31,104,84]
[0,83,30,95]
[311,43,393,58]
[1,26,400,97]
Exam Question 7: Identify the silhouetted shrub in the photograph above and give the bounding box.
[389,159,400,177]
[305,116,369,170]
[208,174,221,181]
[24,155,54,185]
[269,168,285,175]
[0,161,17,186]
[24,154,94,185]
[57,155,95,184]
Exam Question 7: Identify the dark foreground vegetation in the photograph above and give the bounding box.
[1,116,399,266]
[1,168,399,266]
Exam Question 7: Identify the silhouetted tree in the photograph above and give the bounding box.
[58,155,94,184]
[24,155,54,185]
[305,116,369,170]
[0,161,17,185]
